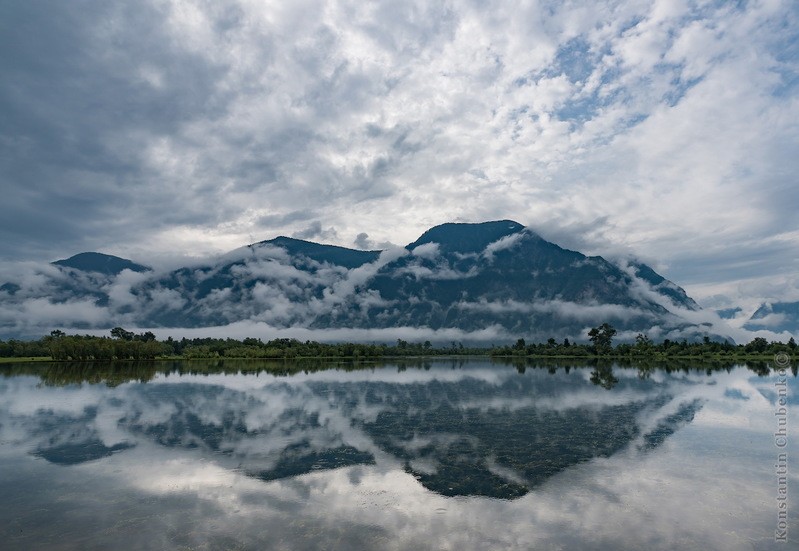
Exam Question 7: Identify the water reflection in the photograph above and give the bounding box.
[3,361,707,499]
[0,360,796,550]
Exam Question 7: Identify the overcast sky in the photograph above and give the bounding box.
[1,0,797,310]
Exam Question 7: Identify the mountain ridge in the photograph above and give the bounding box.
[52,252,151,276]
[1,220,726,341]
[408,220,528,253]
[744,301,799,334]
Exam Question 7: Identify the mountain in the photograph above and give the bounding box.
[744,301,799,334]
[305,221,704,338]
[1,220,721,341]
[408,220,527,253]
[715,307,742,320]
[0,253,153,335]
[52,252,151,275]
[255,236,380,268]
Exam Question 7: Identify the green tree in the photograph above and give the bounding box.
[745,337,768,353]
[634,333,652,355]
[588,323,617,353]
[110,327,134,341]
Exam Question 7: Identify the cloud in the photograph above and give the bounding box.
[0,361,793,549]
[66,320,509,345]
[743,311,786,329]
[409,242,439,259]
[3,226,792,342]
[105,269,152,309]
[483,231,527,261]
[0,297,112,330]
[457,298,652,323]
[0,0,797,316]
[292,221,339,241]
[319,246,406,304]
[257,210,317,229]
[353,232,374,250]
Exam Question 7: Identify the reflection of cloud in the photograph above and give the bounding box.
[0,362,797,549]
[0,362,755,495]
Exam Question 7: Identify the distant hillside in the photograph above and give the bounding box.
[715,307,742,320]
[1,220,725,342]
[53,252,150,276]
[744,302,799,334]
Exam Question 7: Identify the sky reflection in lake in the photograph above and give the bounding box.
[0,360,796,550]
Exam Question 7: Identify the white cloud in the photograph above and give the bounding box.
[457,298,652,323]
[105,269,152,309]
[483,231,527,261]
[136,321,512,345]
[0,361,793,549]
[0,297,112,329]
[0,0,797,322]
[410,242,439,259]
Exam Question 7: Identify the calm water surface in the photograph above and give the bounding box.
[0,359,796,550]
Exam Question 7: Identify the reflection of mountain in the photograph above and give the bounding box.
[34,439,133,465]
[374,398,648,497]
[27,406,136,465]
[638,399,703,451]
[10,365,704,500]
[252,445,375,482]
[334,377,670,498]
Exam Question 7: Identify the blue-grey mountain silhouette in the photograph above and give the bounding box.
[1,220,720,341]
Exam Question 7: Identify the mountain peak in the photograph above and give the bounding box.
[745,301,799,334]
[52,252,150,275]
[408,220,527,253]
[2,219,716,342]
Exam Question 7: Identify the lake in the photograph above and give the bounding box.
[0,359,796,550]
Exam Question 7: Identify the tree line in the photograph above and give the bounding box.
[490,323,797,359]
[0,328,485,361]
[0,323,796,361]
